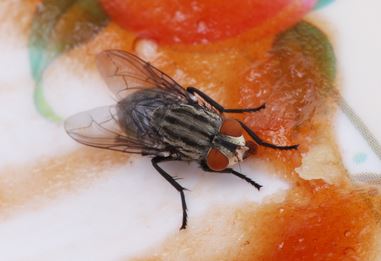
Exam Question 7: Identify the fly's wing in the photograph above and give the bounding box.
[96,49,189,102]
[64,105,167,155]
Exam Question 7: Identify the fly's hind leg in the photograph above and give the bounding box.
[187,87,265,113]
[152,156,189,230]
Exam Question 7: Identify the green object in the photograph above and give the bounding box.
[28,0,108,121]
[273,21,336,85]
[314,0,334,9]
[34,82,62,122]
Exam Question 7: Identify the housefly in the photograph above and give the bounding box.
[64,50,298,230]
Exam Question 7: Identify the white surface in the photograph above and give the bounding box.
[312,0,381,177]
[0,43,75,168]
[335,109,381,174]
[0,157,288,261]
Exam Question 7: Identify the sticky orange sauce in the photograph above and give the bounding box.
[0,148,128,217]
[232,22,379,260]
[247,183,379,261]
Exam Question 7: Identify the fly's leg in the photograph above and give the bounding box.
[229,169,263,190]
[238,120,299,150]
[202,164,262,190]
[187,87,265,113]
[151,156,189,230]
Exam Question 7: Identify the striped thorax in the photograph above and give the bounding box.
[152,102,251,170]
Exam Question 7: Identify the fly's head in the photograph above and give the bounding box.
[206,119,257,171]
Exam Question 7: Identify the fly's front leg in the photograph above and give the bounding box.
[151,156,189,230]
[229,169,263,190]
[187,87,265,113]
[238,120,299,150]
[202,164,262,190]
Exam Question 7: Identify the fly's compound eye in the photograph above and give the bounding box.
[207,148,229,171]
[220,119,242,137]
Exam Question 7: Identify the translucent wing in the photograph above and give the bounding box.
[64,105,168,155]
[96,49,189,101]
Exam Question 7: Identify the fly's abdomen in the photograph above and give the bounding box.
[153,104,222,160]
[117,89,180,135]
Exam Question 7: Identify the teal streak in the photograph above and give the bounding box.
[314,0,334,9]
[29,0,76,121]
[353,153,367,164]
[29,45,62,121]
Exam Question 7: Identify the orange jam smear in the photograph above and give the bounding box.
[244,182,379,261]
[235,23,379,260]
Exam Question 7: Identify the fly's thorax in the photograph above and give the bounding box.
[152,103,223,160]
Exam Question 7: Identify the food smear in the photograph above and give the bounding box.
[240,21,336,175]
[252,183,378,261]
[132,183,379,261]
[100,0,316,44]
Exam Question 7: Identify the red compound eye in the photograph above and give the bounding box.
[220,119,242,137]
[207,148,229,171]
